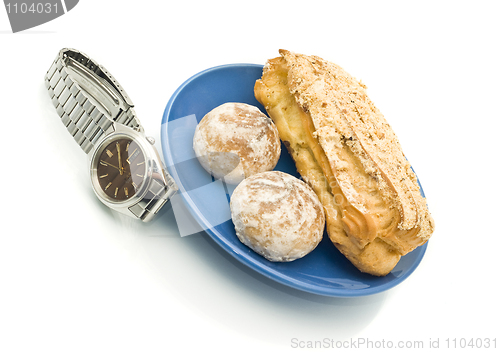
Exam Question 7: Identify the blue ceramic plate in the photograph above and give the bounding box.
[161,64,428,297]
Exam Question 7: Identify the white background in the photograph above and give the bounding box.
[1,1,499,351]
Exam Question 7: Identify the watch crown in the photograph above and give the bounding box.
[146,136,155,145]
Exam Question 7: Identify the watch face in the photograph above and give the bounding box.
[96,138,146,201]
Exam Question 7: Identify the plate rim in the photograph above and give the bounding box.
[160,63,428,297]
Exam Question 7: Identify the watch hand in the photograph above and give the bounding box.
[116,142,123,175]
[100,160,121,171]
[126,147,137,165]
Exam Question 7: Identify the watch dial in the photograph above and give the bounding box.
[96,138,146,201]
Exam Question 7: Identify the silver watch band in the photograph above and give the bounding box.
[45,48,178,222]
[129,176,177,221]
[45,48,142,154]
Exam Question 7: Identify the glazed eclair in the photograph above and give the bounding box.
[255,50,434,276]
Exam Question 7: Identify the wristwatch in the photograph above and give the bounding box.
[45,48,177,222]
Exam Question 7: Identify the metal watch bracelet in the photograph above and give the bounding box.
[45,48,142,154]
[45,48,177,222]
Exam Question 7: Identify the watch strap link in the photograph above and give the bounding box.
[129,176,177,222]
[45,48,178,222]
[45,48,142,154]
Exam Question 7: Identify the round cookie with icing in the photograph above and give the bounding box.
[230,171,325,262]
[193,102,281,184]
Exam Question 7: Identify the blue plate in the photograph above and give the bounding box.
[161,64,428,297]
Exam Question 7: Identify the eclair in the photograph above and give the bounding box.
[254,50,434,276]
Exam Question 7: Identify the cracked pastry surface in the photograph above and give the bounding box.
[230,171,325,262]
[193,102,281,184]
[254,50,434,275]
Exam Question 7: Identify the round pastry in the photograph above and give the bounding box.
[193,102,281,184]
[230,171,325,262]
